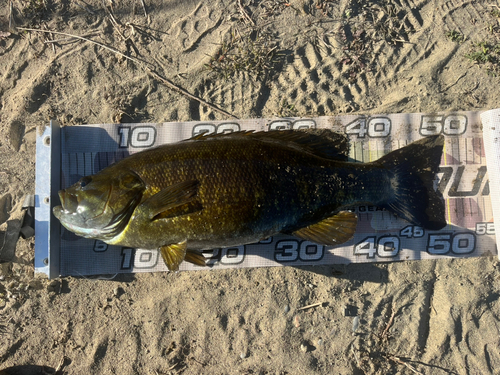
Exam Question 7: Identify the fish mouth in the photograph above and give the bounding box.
[58,190,78,214]
[52,205,62,219]
[53,190,71,221]
[53,190,80,222]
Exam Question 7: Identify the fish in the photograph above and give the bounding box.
[53,130,446,271]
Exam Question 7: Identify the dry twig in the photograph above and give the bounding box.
[16,27,237,119]
[18,27,148,65]
[379,306,396,340]
[385,354,424,375]
[146,69,237,118]
[139,0,147,17]
[238,0,255,26]
[350,345,361,368]
[45,32,100,44]
[9,1,14,30]
[101,0,127,40]
[297,302,324,311]
[54,356,69,374]
[74,1,96,15]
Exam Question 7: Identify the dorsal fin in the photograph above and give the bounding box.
[186,129,349,161]
[186,130,254,141]
[253,129,349,161]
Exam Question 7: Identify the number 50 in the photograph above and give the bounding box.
[419,115,467,136]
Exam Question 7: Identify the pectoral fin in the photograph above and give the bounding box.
[140,180,200,220]
[293,211,358,246]
[160,241,207,271]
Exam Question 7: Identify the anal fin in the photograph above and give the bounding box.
[293,211,357,246]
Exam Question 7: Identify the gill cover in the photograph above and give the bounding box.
[53,169,145,240]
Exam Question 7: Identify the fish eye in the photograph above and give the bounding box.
[80,176,92,188]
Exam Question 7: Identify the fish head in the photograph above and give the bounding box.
[53,169,145,240]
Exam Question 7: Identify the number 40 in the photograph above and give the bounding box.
[354,236,400,258]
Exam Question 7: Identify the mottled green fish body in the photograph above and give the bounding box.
[53,130,446,271]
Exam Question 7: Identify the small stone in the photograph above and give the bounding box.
[28,280,43,290]
[300,343,308,352]
[352,316,360,333]
[283,304,290,314]
[240,352,247,359]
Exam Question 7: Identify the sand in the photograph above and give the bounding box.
[1,0,500,373]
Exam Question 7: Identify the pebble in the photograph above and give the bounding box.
[352,316,360,333]
[49,280,59,288]
[283,304,290,314]
[240,352,247,359]
[47,282,60,293]
[300,343,308,352]
[29,280,42,290]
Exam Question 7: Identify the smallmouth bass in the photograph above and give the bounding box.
[53,130,446,271]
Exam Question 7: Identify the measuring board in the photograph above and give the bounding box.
[34,110,499,278]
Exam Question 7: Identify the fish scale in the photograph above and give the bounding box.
[120,139,321,248]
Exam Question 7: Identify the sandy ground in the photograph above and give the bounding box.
[1,0,500,374]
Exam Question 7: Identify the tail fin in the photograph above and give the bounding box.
[377,135,446,230]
